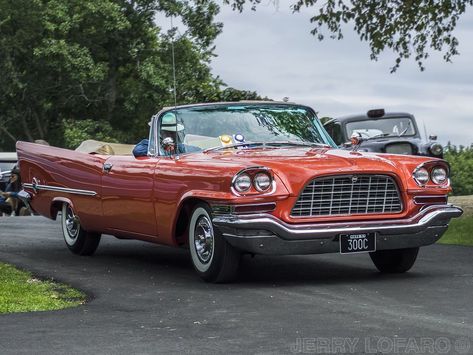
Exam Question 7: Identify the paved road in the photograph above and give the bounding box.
[0,217,472,355]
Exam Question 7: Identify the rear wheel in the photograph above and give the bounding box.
[61,203,101,256]
[369,247,419,273]
[189,203,240,283]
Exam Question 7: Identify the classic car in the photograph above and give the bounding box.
[0,152,18,191]
[322,109,444,158]
[16,101,462,282]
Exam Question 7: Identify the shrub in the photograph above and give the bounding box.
[445,143,473,196]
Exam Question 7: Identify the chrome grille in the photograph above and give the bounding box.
[291,175,402,217]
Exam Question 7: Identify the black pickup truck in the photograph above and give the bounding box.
[322,109,443,158]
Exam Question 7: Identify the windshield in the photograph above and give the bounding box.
[163,104,336,152]
[346,117,416,139]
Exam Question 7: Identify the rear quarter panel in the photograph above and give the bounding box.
[16,141,105,231]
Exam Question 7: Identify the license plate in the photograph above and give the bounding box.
[340,233,376,254]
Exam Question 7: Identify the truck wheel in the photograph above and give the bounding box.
[61,203,101,256]
[369,247,419,273]
[189,203,240,283]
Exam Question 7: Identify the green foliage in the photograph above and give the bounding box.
[439,215,473,246]
[63,119,122,149]
[216,87,267,101]
[440,195,473,246]
[0,0,256,151]
[225,0,473,72]
[0,262,85,313]
[445,143,473,196]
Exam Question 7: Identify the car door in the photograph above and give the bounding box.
[101,155,159,238]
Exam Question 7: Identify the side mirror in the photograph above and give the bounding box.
[429,135,438,141]
[162,137,176,154]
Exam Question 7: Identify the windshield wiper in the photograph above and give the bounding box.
[204,140,329,153]
[364,133,393,140]
[399,121,412,137]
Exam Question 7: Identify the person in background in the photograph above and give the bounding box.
[0,167,21,216]
[132,112,199,157]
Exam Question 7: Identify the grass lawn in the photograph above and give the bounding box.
[0,263,86,313]
[438,195,473,246]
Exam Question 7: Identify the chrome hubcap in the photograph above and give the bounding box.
[65,207,79,239]
[194,216,214,264]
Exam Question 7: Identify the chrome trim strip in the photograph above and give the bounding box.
[413,195,448,205]
[213,205,463,241]
[23,183,97,196]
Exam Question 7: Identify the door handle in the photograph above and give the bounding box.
[103,163,113,173]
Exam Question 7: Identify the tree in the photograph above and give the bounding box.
[445,143,473,196]
[225,0,473,72]
[0,0,255,150]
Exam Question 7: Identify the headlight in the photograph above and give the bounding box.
[233,174,251,192]
[254,172,272,192]
[431,167,448,185]
[430,143,443,156]
[414,168,429,185]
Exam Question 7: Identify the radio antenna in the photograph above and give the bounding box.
[170,15,179,160]
[422,119,428,141]
[170,16,178,108]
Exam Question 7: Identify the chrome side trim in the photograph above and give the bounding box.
[213,205,463,241]
[413,195,448,205]
[23,183,97,196]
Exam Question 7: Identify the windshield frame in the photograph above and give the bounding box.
[149,103,337,156]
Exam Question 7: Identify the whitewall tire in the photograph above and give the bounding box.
[61,203,101,256]
[189,203,240,283]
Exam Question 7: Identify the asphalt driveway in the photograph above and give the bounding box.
[0,217,472,354]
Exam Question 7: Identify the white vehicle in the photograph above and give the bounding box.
[0,152,18,190]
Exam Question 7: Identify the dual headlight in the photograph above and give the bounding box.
[413,165,449,186]
[233,170,273,194]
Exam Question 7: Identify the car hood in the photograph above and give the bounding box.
[191,147,430,194]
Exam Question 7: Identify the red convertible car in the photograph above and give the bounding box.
[16,102,462,282]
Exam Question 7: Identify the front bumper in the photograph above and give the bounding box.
[212,205,463,255]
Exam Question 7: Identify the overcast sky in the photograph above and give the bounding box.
[209,1,473,147]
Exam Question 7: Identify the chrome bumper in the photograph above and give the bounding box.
[212,205,463,255]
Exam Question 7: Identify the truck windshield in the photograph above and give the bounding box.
[346,117,416,139]
[167,104,336,152]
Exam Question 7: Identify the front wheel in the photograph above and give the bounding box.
[189,203,240,283]
[61,203,101,256]
[369,247,419,273]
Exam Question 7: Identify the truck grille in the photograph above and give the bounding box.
[291,174,402,217]
[385,143,414,155]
